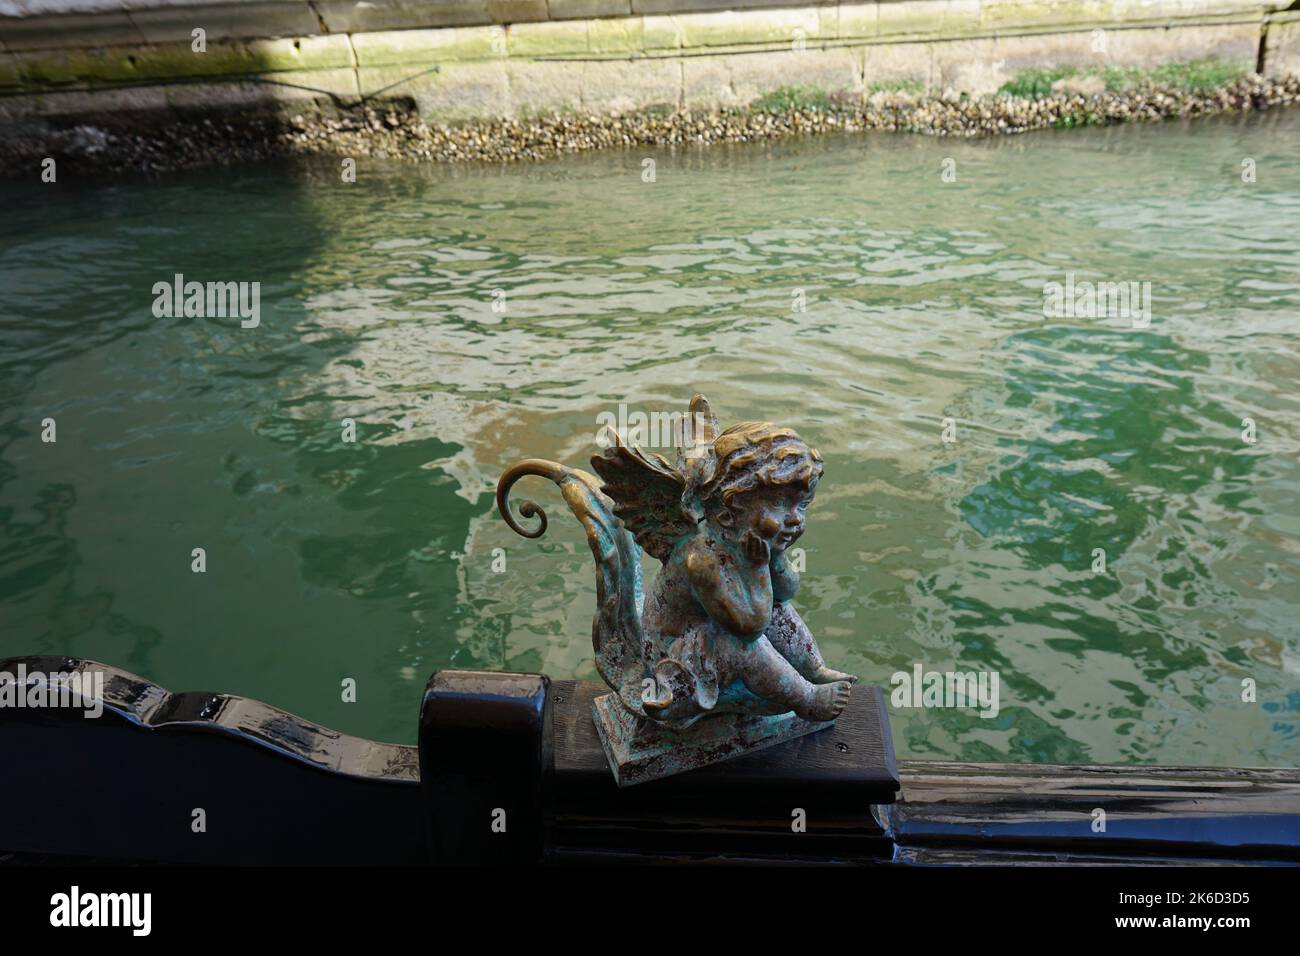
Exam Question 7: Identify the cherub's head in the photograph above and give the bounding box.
[695,421,823,552]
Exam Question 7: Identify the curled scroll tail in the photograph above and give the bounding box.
[496,459,569,539]
[497,459,649,717]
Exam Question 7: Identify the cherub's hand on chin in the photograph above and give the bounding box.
[741,530,771,566]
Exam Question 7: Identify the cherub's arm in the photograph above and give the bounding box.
[685,538,773,638]
[770,550,800,603]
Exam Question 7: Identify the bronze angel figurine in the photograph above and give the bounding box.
[497,395,855,781]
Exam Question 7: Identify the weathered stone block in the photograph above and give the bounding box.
[10,34,351,86]
[105,35,336,83]
[879,0,980,38]
[351,26,505,67]
[978,0,1112,31]
[928,24,1261,96]
[642,13,683,49]
[485,0,548,24]
[676,8,823,49]
[250,35,355,72]
[580,54,681,111]
[929,36,1011,94]
[127,3,321,44]
[507,58,586,113]
[837,2,878,38]
[729,45,861,97]
[632,0,807,13]
[1264,12,1300,78]
[682,47,858,108]
[818,4,838,38]
[313,0,490,33]
[13,43,188,85]
[588,16,644,53]
[548,0,631,19]
[862,42,932,92]
[1096,20,1259,67]
[165,67,361,111]
[357,63,432,100]
[942,0,982,35]
[401,59,511,120]
[0,11,144,52]
[680,53,733,105]
[1095,0,1266,25]
[0,83,170,120]
[507,18,591,57]
[9,0,124,12]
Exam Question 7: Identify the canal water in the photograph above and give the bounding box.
[1,111,1297,765]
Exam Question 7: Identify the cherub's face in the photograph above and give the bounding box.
[722,482,816,553]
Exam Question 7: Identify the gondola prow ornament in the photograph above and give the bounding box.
[497,395,856,785]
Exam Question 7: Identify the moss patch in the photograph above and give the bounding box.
[749,85,835,112]
[869,79,926,95]
[999,58,1249,98]
[998,66,1077,97]
[1132,59,1249,91]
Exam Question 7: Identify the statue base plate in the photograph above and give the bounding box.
[592,691,832,787]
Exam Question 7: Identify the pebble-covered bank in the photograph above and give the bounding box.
[5,73,1298,177]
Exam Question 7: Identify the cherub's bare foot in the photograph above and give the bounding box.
[796,679,852,722]
[807,665,859,685]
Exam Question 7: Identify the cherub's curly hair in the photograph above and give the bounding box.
[695,420,823,520]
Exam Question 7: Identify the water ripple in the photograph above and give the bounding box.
[0,114,1296,758]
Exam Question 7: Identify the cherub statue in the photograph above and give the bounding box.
[497,395,855,752]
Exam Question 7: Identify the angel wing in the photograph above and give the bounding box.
[497,459,649,716]
[589,431,697,562]
[499,394,721,719]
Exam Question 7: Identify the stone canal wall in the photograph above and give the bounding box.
[2,0,1299,122]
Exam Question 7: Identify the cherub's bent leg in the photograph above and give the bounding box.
[733,633,851,722]
[765,602,858,685]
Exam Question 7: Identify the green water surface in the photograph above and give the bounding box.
[1,113,1297,765]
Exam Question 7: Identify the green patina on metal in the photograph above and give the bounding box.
[498,395,857,784]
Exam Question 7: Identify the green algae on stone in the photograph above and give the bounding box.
[998,66,1080,97]
[869,78,926,95]
[14,36,354,87]
[749,85,836,113]
[999,58,1250,98]
[1141,59,1249,90]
